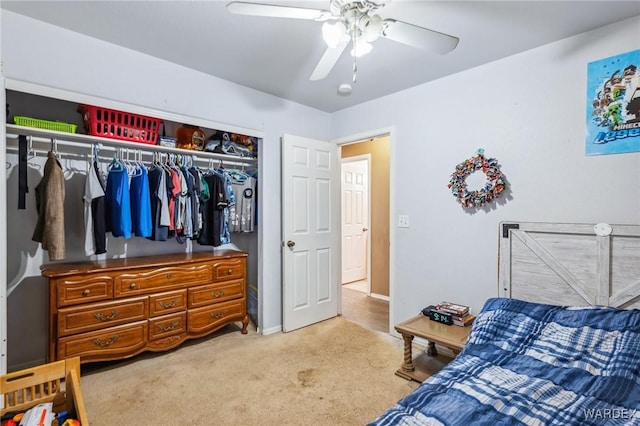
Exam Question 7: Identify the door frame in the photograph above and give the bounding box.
[333,127,395,334]
[0,9,7,375]
[340,154,371,294]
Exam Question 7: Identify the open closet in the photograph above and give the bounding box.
[3,84,262,370]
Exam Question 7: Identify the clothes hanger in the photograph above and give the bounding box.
[137,149,145,167]
[228,168,249,183]
[108,147,125,171]
[158,152,172,172]
[50,138,60,158]
[64,157,84,178]
[125,148,142,177]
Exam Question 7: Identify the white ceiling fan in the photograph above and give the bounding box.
[226,0,459,82]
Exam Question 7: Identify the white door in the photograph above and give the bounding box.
[282,134,340,332]
[341,158,369,284]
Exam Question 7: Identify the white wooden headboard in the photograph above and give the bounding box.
[499,222,640,309]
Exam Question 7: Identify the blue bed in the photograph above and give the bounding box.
[370,297,640,425]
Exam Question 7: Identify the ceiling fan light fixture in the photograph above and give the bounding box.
[322,21,348,48]
[362,14,383,42]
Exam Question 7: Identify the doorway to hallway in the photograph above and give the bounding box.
[340,135,390,333]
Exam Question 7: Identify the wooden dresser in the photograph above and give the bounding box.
[41,251,249,364]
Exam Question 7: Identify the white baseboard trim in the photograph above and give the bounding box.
[261,325,282,335]
[370,292,390,302]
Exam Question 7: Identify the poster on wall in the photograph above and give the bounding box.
[586,49,640,156]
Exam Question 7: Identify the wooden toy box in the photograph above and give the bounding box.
[1,357,89,425]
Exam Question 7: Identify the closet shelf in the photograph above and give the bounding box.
[5,124,258,166]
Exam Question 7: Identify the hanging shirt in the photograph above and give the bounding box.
[159,169,171,228]
[180,166,194,238]
[197,172,226,247]
[91,161,107,255]
[105,160,132,239]
[219,170,234,244]
[175,167,188,233]
[230,176,256,233]
[167,168,181,232]
[130,166,152,238]
[84,160,106,256]
[188,167,203,238]
[147,165,169,241]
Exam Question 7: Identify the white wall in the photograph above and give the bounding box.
[331,16,640,323]
[1,11,331,368]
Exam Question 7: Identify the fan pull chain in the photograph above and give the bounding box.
[353,58,357,83]
[352,19,358,84]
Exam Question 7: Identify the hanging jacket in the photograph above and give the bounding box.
[32,151,66,261]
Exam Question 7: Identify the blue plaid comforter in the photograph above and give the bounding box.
[370,298,640,425]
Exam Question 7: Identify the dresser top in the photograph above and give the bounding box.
[41,250,247,277]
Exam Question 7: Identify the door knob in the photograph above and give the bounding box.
[287,240,295,248]
[363,227,369,232]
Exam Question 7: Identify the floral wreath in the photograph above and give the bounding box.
[448,149,506,208]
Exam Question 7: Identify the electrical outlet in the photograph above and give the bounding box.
[398,215,410,228]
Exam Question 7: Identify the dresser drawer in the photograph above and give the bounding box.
[187,299,245,334]
[149,312,186,340]
[56,275,114,307]
[212,258,245,282]
[188,279,244,308]
[57,321,148,361]
[58,297,148,337]
[149,290,187,317]
[114,264,212,297]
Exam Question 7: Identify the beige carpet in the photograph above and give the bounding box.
[80,317,419,425]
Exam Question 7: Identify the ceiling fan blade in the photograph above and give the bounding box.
[382,19,459,54]
[226,2,332,21]
[309,40,349,81]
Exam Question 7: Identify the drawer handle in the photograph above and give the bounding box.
[227,268,233,275]
[211,290,226,298]
[93,336,119,347]
[94,310,120,321]
[211,310,226,319]
[82,289,91,296]
[129,283,138,290]
[159,299,178,309]
[166,273,173,279]
[158,321,180,332]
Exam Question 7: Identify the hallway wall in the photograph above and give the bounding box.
[342,136,390,297]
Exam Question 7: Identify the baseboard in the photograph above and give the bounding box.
[261,325,282,335]
[370,292,390,302]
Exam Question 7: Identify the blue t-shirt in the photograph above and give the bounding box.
[105,161,132,239]
[130,166,152,238]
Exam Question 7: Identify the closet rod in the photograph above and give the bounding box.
[5,128,257,167]
[5,146,256,170]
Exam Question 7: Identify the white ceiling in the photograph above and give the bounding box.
[2,1,640,113]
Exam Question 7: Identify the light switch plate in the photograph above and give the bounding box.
[398,215,410,228]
